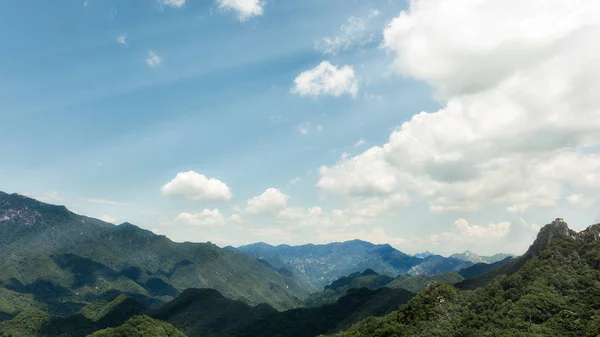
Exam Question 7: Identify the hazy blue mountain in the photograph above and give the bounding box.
[413,251,434,259]
[0,191,306,316]
[234,241,424,291]
[449,250,514,264]
[407,255,474,276]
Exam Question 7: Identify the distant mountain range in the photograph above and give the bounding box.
[449,250,514,264]
[230,241,423,291]
[230,241,503,291]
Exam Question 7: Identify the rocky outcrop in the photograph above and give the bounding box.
[524,218,576,258]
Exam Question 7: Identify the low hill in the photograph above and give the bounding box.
[87,315,185,337]
[304,269,394,307]
[458,256,514,279]
[385,273,464,294]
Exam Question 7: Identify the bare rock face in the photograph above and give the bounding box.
[524,218,576,258]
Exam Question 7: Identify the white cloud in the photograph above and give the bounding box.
[519,218,541,233]
[163,0,186,8]
[316,11,381,55]
[82,197,132,206]
[317,0,600,214]
[146,50,161,68]
[174,209,225,226]
[297,123,310,135]
[228,214,243,223]
[288,177,302,187]
[161,171,232,202]
[116,34,127,46]
[566,193,595,208]
[353,139,366,148]
[99,215,117,223]
[246,188,288,214]
[296,122,323,135]
[428,219,511,245]
[217,0,263,21]
[291,61,358,98]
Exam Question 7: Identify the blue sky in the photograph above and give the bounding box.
[2,0,600,256]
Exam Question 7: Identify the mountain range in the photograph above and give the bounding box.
[231,241,490,291]
[4,191,590,336]
[0,191,305,314]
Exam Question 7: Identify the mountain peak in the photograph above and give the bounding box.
[525,218,576,258]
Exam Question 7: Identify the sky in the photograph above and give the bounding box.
[1,0,600,256]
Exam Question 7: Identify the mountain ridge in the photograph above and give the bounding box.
[0,191,307,314]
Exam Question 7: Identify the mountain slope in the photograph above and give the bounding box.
[407,255,473,276]
[87,315,185,337]
[385,273,464,294]
[0,192,306,313]
[304,269,394,307]
[455,218,575,290]
[329,219,600,337]
[458,256,514,279]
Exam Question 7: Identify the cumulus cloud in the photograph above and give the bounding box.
[161,171,232,202]
[317,0,600,214]
[246,188,289,214]
[146,50,161,68]
[292,61,358,98]
[163,0,185,8]
[217,0,263,21]
[316,10,382,55]
[174,209,225,226]
[429,219,511,244]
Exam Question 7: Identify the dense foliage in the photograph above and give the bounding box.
[87,316,186,337]
[330,221,600,337]
[458,257,514,279]
[304,269,394,307]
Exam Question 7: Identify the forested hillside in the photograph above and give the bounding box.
[329,219,600,337]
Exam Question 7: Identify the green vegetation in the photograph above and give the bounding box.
[458,256,513,279]
[0,192,306,314]
[329,220,600,337]
[87,316,186,337]
[304,269,394,307]
[0,309,51,337]
[385,273,464,294]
